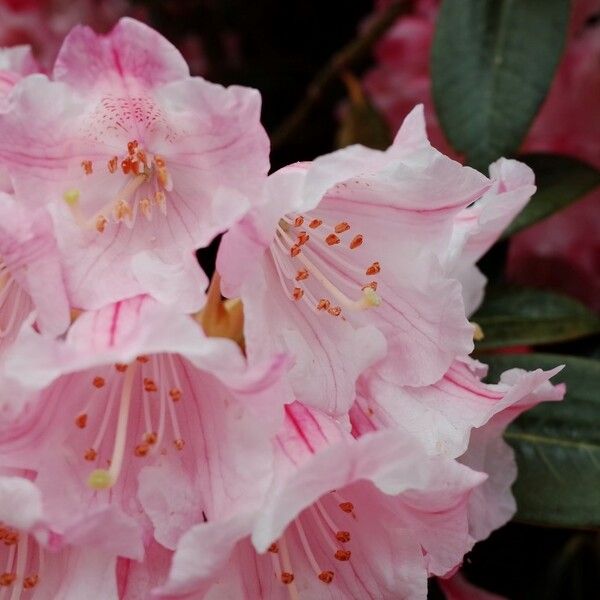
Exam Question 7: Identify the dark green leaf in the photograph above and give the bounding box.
[484,353,600,528]
[502,154,600,238]
[432,0,569,170]
[473,288,600,349]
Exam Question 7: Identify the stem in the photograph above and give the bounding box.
[271,0,413,150]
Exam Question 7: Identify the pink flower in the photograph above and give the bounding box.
[0,17,270,310]
[218,106,489,415]
[0,296,288,562]
[366,0,600,310]
[157,402,486,598]
[0,45,38,105]
[352,357,563,460]
[0,0,130,72]
[0,473,131,597]
[439,571,507,600]
[446,158,536,316]
[0,192,70,355]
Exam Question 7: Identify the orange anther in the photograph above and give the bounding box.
[328,306,342,316]
[339,501,354,513]
[92,376,105,388]
[292,287,304,301]
[174,439,185,451]
[295,269,309,281]
[294,216,304,227]
[23,575,39,589]
[268,542,279,553]
[137,150,147,166]
[136,355,150,363]
[290,244,301,257]
[107,156,118,173]
[75,414,88,429]
[121,157,132,174]
[145,432,158,445]
[350,234,363,249]
[317,299,331,311]
[361,281,378,291]
[318,571,334,584]
[115,364,128,373]
[154,156,166,168]
[95,215,108,233]
[0,573,16,586]
[297,231,309,245]
[336,531,351,543]
[81,160,93,175]
[114,200,132,221]
[134,443,150,457]
[143,377,157,392]
[334,549,352,561]
[308,219,322,229]
[281,573,294,585]
[2,531,18,545]
[334,222,350,234]
[169,388,182,402]
[127,140,138,155]
[326,233,340,246]
[84,448,97,461]
[366,261,380,275]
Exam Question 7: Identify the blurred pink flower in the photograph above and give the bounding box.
[158,402,485,598]
[0,18,270,311]
[365,0,600,309]
[0,0,131,72]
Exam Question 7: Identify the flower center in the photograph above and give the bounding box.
[272,213,381,319]
[266,491,356,596]
[73,355,186,490]
[0,525,41,596]
[66,140,173,233]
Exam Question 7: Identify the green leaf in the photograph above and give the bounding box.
[473,288,600,350]
[484,353,600,528]
[502,154,600,238]
[431,0,570,170]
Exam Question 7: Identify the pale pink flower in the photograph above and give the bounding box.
[352,357,563,459]
[439,571,507,600]
[0,473,131,597]
[0,192,70,356]
[458,370,565,543]
[158,401,486,599]
[366,0,600,310]
[0,296,288,562]
[218,106,489,414]
[0,17,270,310]
[0,45,38,105]
[446,158,536,316]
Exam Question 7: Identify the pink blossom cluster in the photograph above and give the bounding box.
[365,0,600,311]
[0,19,564,599]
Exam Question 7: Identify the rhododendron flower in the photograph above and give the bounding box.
[158,402,486,599]
[218,106,489,414]
[0,296,287,561]
[352,358,564,459]
[0,17,269,310]
[0,474,132,597]
[445,158,536,316]
[0,192,69,355]
[439,571,507,600]
[0,45,38,105]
